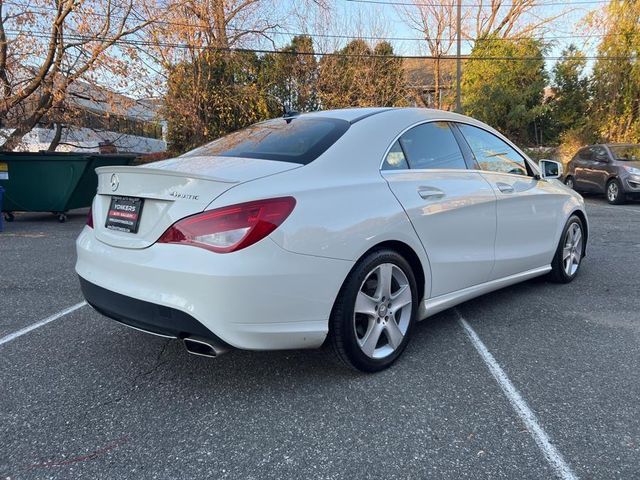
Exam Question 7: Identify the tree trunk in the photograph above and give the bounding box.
[47,123,64,151]
[212,1,229,49]
[434,57,441,109]
[0,92,53,151]
[0,123,34,151]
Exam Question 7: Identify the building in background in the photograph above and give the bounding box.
[0,81,166,154]
[404,58,459,110]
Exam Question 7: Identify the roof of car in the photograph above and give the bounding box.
[300,107,475,124]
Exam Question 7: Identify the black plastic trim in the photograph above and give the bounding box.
[349,108,398,124]
[79,277,227,344]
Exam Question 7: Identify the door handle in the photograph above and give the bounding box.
[496,182,514,194]
[417,186,445,200]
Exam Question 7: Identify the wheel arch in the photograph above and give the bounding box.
[570,208,589,256]
[326,239,429,348]
[354,240,427,304]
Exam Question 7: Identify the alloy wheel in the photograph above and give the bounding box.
[566,178,574,189]
[607,182,619,202]
[562,223,583,276]
[353,263,413,359]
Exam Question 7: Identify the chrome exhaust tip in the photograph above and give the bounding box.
[183,337,228,358]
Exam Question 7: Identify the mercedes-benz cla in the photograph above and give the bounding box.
[77,108,588,372]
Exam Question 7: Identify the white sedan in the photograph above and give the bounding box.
[76,108,587,372]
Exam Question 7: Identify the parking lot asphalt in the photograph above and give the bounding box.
[1,197,639,479]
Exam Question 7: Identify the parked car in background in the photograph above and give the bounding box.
[76,108,588,372]
[565,144,640,204]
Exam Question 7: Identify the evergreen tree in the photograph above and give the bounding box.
[261,35,319,114]
[461,35,547,144]
[591,0,640,142]
[164,52,271,154]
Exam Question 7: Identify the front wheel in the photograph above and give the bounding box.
[564,176,575,190]
[606,179,625,205]
[330,250,418,372]
[548,215,584,283]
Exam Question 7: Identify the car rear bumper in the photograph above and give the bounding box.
[79,277,224,341]
[76,226,353,350]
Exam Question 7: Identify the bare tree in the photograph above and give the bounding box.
[0,0,161,151]
[470,0,570,39]
[145,0,283,71]
[398,0,458,109]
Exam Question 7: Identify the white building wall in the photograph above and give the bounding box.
[0,126,166,154]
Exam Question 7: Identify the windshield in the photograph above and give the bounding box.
[182,117,350,165]
[609,145,640,162]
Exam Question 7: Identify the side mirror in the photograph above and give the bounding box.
[539,159,563,180]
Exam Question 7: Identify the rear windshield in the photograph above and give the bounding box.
[609,145,640,161]
[182,117,350,164]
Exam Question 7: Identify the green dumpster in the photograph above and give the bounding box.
[0,152,137,222]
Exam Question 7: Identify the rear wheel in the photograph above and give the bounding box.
[606,178,625,204]
[548,215,584,283]
[330,249,418,372]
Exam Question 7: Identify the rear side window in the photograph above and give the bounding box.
[577,148,592,161]
[182,117,350,165]
[384,122,467,170]
[382,140,409,170]
[458,124,528,176]
[590,146,608,161]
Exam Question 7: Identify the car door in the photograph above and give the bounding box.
[586,145,613,193]
[573,147,592,191]
[456,123,561,280]
[381,121,497,297]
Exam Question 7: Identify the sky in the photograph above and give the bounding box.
[265,0,608,71]
[4,0,608,100]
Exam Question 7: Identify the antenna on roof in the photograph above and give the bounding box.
[282,106,300,123]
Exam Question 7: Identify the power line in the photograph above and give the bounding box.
[1,0,624,42]
[4,28,637,61]
[346,0,609,7]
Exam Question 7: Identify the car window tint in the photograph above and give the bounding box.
[590,146,608,161]
[609,144,640,161]
[382,140,409,170]
[578,148,592,161]
[458,124,529,176]
[181,117,350,165]
[396,122,467,170]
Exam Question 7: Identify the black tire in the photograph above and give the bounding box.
[329,249,419,373]
[606,178,626,205]
[4,212,14,222]
[548,215,584,283]
[564,176,575,190]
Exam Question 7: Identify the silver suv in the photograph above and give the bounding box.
[565,144,640,204]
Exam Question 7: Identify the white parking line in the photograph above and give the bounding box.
[0,301,87,347]
[456,309,578,480]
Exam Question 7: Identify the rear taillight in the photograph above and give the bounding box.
[157,197,296,253]
[86,206,94,228]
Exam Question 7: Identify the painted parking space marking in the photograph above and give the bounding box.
[0,301,87,347]
[456,309,578,480]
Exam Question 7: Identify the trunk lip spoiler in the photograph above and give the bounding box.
[95,165,239,184]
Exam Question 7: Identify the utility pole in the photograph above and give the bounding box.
[455,0,462,113]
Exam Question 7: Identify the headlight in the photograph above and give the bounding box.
[623,165,640,175]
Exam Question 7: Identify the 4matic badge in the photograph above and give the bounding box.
[169,191,200,201]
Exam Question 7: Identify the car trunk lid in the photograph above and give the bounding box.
[92,156,301,249]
